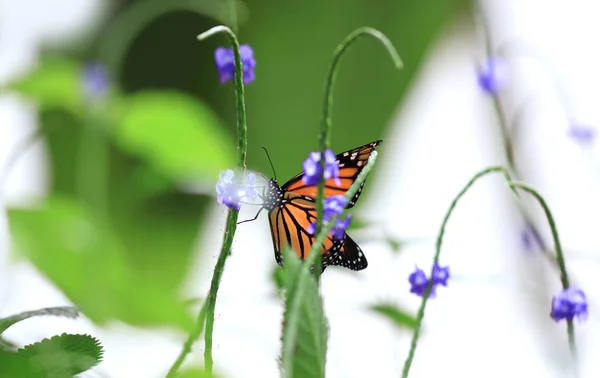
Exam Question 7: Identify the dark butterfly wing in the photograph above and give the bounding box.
[281,140,381,208]
[268,192,367,271]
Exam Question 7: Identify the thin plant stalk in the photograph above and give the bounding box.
[167,25,248,377]
[314,27,403,279]
[401,166,516,378]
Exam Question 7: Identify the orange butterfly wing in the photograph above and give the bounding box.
[266,140,381,271]
[281,140,381,208]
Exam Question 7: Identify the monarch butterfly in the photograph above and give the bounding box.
[248,140,381,272]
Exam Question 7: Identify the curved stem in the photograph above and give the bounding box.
[509,182,577,363]
[282,151,379,378]
[164,26,248,377]
[401,166,515,378]
[314,27,403,278]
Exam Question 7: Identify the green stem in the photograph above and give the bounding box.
[165,301,209,377]
[401,166,515,378]
[314,27,403,278]
[509,182,577,363]
[196,25,248,376]
[282,151,379,378]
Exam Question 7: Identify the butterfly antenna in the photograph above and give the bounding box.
[262,146,277,180]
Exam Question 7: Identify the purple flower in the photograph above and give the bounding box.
[568,123,596,143]
[214,44,256,85]
[551,287,588,322]
[83,62,109,101]
[431,263,450,286]
[216,170,257,211]
[409,263,450,298]
[302,149,340,186]
[476,57,508,95]
[408,267,429,297]
[331,214,352,241]
[306,197,352,241]
[323,195,346,222]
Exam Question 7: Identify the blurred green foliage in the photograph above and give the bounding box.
[4,0,466,333]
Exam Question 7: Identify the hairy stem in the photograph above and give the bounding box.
[166,25,248,377]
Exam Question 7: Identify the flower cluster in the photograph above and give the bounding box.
[302,149,341,186]
[550,287,588,322]
[214,44,256,85]
[215,169,258,211]
[307,195,351,241]
[408,263,450,298]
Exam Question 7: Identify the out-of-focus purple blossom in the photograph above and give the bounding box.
[302,149,340,186]
[409,263,450,298]
[476,57,508,95]
[568,123,596,143]
[83,62,110,101]
[214,44,256,85]
[551,287,588,322]
[216,169,257,211]
[521,223,545,252]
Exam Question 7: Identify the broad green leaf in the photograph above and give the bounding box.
[8,196,193,329]
[115,90,235,181]
[7,57,83,113]
[17,333,103,377]
[0,307,79,335]
[280,248,328,378]
[0,350,36,378]
[369,303,417,330]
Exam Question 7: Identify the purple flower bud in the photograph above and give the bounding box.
[476,57,508,95]
[214,44,256,85]
[551,287,588,322]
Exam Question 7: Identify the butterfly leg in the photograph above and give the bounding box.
[237,207,264,225]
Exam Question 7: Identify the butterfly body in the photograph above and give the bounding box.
[261,140,382,272]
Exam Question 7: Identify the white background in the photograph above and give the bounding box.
[1,1,600,377]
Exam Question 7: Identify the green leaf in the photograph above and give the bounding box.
[7,196,193,329]
[0,349,37,378]
[115,90,235,181]
[7,57,83,113]
[17,333,103,378]
[369,303,417,330]
[0,307,79,335]
[280,248,328,378]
